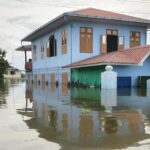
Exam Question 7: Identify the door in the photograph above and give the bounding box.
[117,77,131,88]
[107,35,118,52]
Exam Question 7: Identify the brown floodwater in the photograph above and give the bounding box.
[0,79,150,150]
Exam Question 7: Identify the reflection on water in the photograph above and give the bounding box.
[0,79,19,108]
[0,80,8,108]
[101,89,117,113]
[0,79,61,150]
[21,81,150,150]
[1,79,150,149]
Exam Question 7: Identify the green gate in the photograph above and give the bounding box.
[71,66,105,87]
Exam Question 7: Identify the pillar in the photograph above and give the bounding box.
[101,65,117,89]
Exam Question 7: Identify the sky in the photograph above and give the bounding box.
[0,0,150,70]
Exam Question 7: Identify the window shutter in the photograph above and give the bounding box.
[62,84,68,96]
[61,30,67,55]
[80,27,93,53]
[50,73,55,84]
[50,73,55,92]
[80,31,86,53]
[62,72,68,84]
[54,39,57,56]
[42,73,46,90]
[86,28,93,53]
[40,41,44,58]
[130,32,140,48]
[101,35,107,54]
[61,31,64,54]
[64,31,67,54]
[46,41,50,57]
[33,45,36,60]
[118,36,124,51]
[62,72,68,96]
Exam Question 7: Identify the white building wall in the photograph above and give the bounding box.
[4,70,21,79]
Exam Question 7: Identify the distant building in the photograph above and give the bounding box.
[4,67,21,79]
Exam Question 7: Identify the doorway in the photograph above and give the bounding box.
[106,29,118,52]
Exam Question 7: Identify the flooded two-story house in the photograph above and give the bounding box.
[21,8,150,88]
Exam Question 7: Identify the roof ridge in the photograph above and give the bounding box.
[69,7,150,21]
[22,8,150,41]
[123,45,150,51]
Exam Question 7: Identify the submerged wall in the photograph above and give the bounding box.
[71,66,105,87]
[71,56,150,88]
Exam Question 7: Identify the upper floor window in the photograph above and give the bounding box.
[80,27,93,53]
[101,29,124,54]
[106,29,118,36]
[106,29,118,52]
[61,29,67,55]
[40,40,44,59]
[33,44,36,60]
[47,35,57,57]
[10,70,15,75]
[130,31,140,48]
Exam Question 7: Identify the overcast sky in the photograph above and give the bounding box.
[0,0,150,70]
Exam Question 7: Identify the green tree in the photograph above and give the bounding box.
[0,48,9,78]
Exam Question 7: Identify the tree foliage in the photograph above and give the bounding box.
[0,48,9,78]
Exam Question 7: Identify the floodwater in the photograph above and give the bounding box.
[0,80,150,150]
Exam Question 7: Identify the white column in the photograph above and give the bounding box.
[101,65,117,89]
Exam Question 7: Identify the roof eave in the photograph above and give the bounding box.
[15,45,32,51]
[67,13,150,26]
[21,12,150,42]
[21,13,69,42]
[138,50,150,66]
[64,62,138,69]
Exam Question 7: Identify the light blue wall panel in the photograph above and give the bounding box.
[71,21,146,62]
[32,21,146,71]
[114,57,150,86]
[32,24,72,70]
